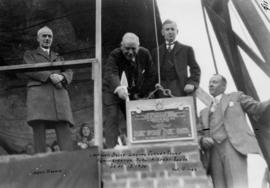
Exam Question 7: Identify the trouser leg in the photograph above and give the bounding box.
[223,140,248,188]
[103,104,120,148]
[55,122,73,151]
[210,145,226,188]
[32,123,46,153]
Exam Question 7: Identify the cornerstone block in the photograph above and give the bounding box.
[126,97,197,144]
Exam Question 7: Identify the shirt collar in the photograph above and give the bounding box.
[40,47,50,54]
[213,93,224,103]
[165,40,176,45]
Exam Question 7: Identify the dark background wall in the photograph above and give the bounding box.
[0,0,162,153]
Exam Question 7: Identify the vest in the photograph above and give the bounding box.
[209,102,227,143]
[161,50,178,82]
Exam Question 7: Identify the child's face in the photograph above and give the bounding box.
[82,126,91,137]
[53,145,60,152]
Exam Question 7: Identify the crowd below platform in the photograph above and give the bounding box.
[22,122,95,155]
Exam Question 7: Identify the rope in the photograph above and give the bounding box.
[201,0,219,74]
[152,0,161,84]
[148,0,174,98]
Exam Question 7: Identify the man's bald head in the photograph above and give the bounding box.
[37,26,53,37]
[209,74,227,97]
[120,33,140,61]
[37,26,53,49]
[121,32,140,46]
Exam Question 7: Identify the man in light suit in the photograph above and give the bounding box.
[152,19,201,97]
[24,26,74,153]
[199,74,270,188]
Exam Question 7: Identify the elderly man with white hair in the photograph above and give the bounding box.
[23,26,74,153]
[103,32,156,148]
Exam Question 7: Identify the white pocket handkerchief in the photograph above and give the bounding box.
[229,101,234,107]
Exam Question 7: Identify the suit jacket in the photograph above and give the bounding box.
[256,105,270,169]
[103,47,156,105]
[152,41,201,96]
[23,47,74,127]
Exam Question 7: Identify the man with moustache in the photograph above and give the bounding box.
[103,32,156,148]
[23,26,74,153]
[152,19,201,97]
[199,74,270,188]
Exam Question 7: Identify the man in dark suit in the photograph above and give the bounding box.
[23,26,74,153]
[199,74,269,188]
[103,33,156,148]
[152,19,201,97]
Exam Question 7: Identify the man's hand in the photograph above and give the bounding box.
[184,84,195,93]
[201,137,214,149]
[50,73,64,89]
[116,87,129,100]
[50,73,64,84]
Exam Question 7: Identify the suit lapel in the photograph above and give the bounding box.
[172,41,183,56]
[159,44,166,66]
[36,47,51,61]
[50,51,59,62]
[172,42,185,78]
[221,94,230,115]
[135,55,142,84]
[36,47,59,62]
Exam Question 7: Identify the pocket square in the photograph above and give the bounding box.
[229,101,234,107]
[142,69,145,74]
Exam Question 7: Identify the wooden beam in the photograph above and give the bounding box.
[232,0,270,64]
[95,0,102,187]
[94,0,103,150]
[196,87,212,106]
[0,58,96,73]
[203,0,259,100]
[234,32,270,78]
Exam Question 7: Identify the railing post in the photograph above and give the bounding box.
[93,0,103,148]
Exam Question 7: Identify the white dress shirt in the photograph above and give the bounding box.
[210,93,224,112]
[40,47,50,55]
[165,41,175,50]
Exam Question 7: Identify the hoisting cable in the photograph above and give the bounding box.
[148,0,174,98]
[201,0,219,74]
[152,0,161,84]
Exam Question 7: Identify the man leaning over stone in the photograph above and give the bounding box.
[103,32,156,148]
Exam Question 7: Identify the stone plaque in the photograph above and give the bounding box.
[126,97,197,144]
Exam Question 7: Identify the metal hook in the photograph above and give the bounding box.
[147,83,175,99]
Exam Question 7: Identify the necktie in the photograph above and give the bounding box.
[210,98,219,112]
[127,60,137,88]
[167,43,172,52]
[167,42,175,52]
[44,49,49,55]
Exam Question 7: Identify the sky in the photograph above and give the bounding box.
[156,0,269,186]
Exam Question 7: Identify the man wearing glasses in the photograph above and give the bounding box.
[23,26,74,153]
